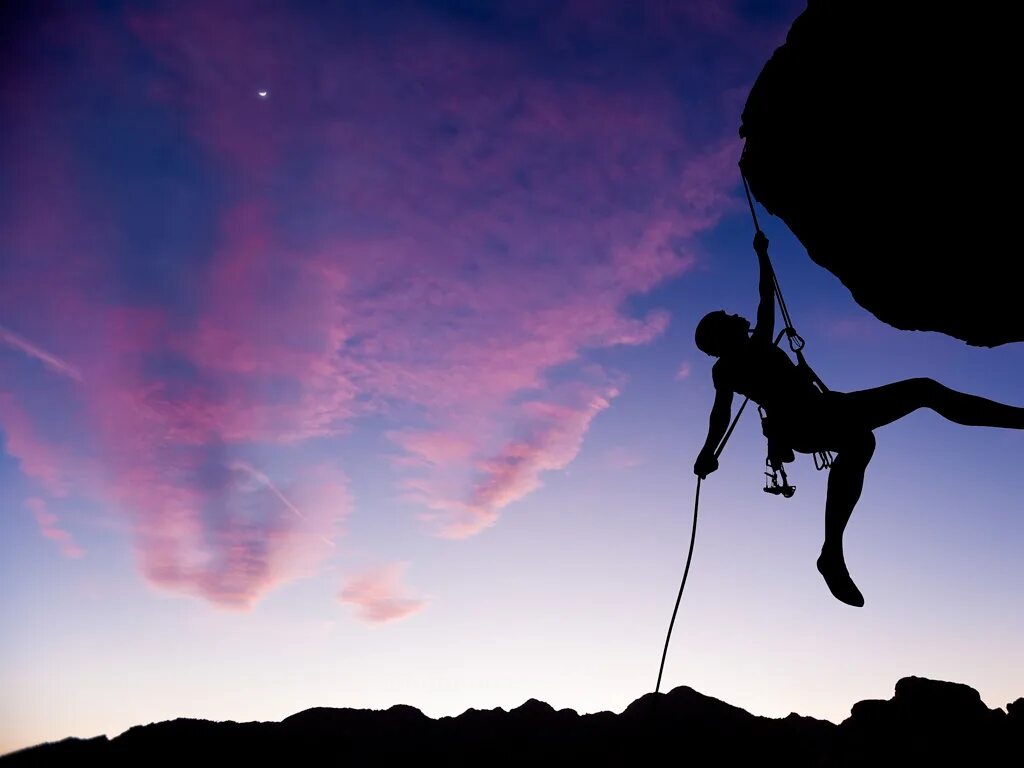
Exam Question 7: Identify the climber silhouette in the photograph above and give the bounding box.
[693,231,1024,607]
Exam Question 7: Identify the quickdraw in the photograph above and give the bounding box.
[742,173,834,495]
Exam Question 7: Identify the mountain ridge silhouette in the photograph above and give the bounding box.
[4,676,1021,765]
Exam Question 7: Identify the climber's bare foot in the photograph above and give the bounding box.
[816,550,865,607]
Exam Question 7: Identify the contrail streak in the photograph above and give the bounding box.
[230,461,336,547]
[0,325,83,382]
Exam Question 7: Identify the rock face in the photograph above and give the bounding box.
[740,1,1022,346]
[3,677,1020,766]
[838,677,1014,765]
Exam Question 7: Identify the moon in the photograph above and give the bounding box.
[257,90,268,98]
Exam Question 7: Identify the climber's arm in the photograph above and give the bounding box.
[694,365,733,478]
[750,231,775,345]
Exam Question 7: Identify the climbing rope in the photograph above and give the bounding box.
[655,396,747,693]
[655,476,701,695]
[741,174,803,353]
[654,338,765,693]
[655,167,834,694]
[742,170,833,471]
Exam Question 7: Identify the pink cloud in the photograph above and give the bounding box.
[123,461,350,609]
[675,361,693,380]
[122,4,745,543]
[406,381,619,538]
[339,563,426,624]
[0,2,774,606]
[26,497,84,558]
[0,394,69,496]
[387,429,478,469]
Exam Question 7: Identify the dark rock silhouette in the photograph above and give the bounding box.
[836,677,1019,765]
[740,1,1022,346]
[4,677,1020,766]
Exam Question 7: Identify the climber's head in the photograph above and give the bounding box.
[695,311,750,357]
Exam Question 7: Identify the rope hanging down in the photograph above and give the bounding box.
[654,354,753,694]
[654,170,832,694]
[654,389,745,693]
[654,476,701,695]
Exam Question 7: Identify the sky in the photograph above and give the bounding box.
[2,0,1023,756]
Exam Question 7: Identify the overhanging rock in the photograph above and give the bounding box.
[740,0,1022,346]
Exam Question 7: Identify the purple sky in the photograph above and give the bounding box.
[3,0,1022,756]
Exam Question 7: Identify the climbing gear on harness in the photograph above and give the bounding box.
[742,170,835,477]
[764,458,795,497]
[760,404,796,497]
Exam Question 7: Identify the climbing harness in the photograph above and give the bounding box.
[655,166,835,694]
[760,331,798,498]
[741,172,835,482]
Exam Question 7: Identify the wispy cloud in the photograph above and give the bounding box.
[125,462,350,609]
[402,381,619,538]
[0,394,69,495]
[26,497,84,558]
[456,385,618,537]
[0,0,777,606]
[339,563,427,623]
[675,361,693,380]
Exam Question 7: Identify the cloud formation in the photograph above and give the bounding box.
[0,1,776,606]
[339,563,427,624]
[25,497,84,559]
[411,381,620,538]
